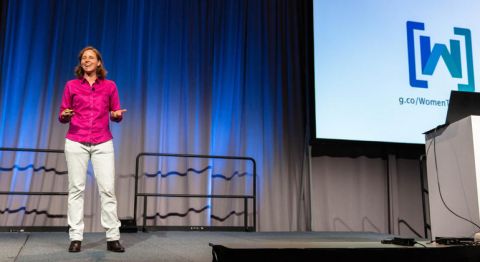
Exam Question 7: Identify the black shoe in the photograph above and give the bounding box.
[107,240,125,252]
[68,241,81,252]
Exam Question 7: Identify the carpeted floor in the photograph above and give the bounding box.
[0,231,420,262]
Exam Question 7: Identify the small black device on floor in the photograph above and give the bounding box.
[381,237,416,246]
[435,237,475,246]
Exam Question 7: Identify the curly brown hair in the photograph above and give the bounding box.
[74,46,108,79]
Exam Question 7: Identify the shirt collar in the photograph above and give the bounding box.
[80,77,103,85]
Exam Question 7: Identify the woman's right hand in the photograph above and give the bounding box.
[61,108,74,119]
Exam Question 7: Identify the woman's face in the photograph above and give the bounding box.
[81,49,101,75]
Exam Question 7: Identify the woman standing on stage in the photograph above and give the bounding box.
[59,46,126,253]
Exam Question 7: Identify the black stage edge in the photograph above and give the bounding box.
[210,244,480,262]
[311,139,425,159]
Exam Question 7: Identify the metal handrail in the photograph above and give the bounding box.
[0,147,64,153]
[0,191,67,195]
[0,148,258,232]
[134,152,256,231]
[0,147,68,230]
[0,147,66,196]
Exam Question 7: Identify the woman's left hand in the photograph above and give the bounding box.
[111,109,127,118]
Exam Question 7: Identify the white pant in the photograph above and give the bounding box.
[64,139,121,241]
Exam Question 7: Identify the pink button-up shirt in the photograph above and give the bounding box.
[59,78,122,144]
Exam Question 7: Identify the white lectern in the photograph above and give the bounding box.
[425,116,480,239]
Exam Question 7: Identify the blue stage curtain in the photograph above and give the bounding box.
[0,0,311,231]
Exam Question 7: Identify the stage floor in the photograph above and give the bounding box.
[0,230,451,262]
